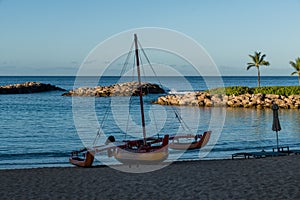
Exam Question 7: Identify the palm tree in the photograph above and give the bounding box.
[290,57,300,85]
[246,51,270,87]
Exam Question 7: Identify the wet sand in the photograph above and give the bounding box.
[1,156,300,199]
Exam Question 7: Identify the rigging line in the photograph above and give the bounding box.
[139,50,145,82]
[137,40,165,90]
[139,51,160,134]
[120,41,134,76]
[92,103,111,146]
[124,99,131,140]
[173,107,193,134]
[151,105,160,134]
[92,112,109,146]
[137,41,165,134]
[131,54,135,82]
[137,41,193,135]
[124,56,137,140]
[124,41,138,140]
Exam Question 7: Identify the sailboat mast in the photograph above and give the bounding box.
[134,34,147,146]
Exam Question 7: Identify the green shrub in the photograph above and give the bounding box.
[207,86,300,96]
[208,86,252,96]
[253,86,300,96]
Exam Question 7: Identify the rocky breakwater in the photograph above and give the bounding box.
[62,82,165,97]
[0,82,65,94]
[155,92,300,109]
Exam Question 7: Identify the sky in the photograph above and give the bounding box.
[0,0,300,76]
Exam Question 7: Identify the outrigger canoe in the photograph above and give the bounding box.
[169,131,211,150]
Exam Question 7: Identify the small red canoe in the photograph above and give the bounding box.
[169,131,211,150]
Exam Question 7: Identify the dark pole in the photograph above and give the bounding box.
[134,34,147,146]
[272,102,281,151]
[276,131,279,151]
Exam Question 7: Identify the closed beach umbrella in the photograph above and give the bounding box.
[272,103,281,150]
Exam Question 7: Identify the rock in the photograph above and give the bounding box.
[256,105,264,109]
[242,99,250,106]
[274,99,285,106]
[211,94,222,105]
[265,103,272,108]
[265,94,279,99]
[204,99,213,107]
[222,95,229,101]
[227,100,235,107]
[248,101,257,107]
[0,82,65,94]
[291,104,300,109]
[63,82,165,97]
[154,91,300,109]
[264,98,273,104]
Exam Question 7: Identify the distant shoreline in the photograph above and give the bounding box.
[0,75,299,77]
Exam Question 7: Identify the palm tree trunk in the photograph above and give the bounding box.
[257,67,260,87]
[298,72,300,85]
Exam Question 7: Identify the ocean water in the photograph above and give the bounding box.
[1,76,300,169]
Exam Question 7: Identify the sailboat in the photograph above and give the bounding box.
[69,34,169,167]
[69,34,212,167]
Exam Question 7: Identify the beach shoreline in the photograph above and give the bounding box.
[2,156,300,199]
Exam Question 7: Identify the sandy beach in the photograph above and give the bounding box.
[1,155,300,200]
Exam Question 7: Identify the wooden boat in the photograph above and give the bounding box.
[169,131,211,150]
[114,135,169,164]
[111,34,169,164]
[70,34,169,167]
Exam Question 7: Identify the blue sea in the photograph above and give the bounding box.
[1,76,300,169]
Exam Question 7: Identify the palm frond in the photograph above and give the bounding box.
[261,61,270,66]
[290,61,296,69]
[255,51,261,63]
[291,71,297,76]
[247,50,269,82]
[248,54,255,61]
[254,51,261,56]
[246,64,255,70]
[289,59,300,71]
[259,54,266,63]
[296,57,300,64]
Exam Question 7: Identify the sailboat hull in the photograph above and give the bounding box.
[114,147,169,165]
[169,131,211,150]
[114,134,169,164]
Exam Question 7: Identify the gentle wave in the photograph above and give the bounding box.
[168,89,193,95]
[1,76,300,169]
[0,152,70,159]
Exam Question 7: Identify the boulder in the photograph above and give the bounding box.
[265,94,279,99]
[0,82,65,94]
[63,82,165,97]
[153,91,300,109]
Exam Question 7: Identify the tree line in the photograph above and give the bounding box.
[246,51,300,87]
